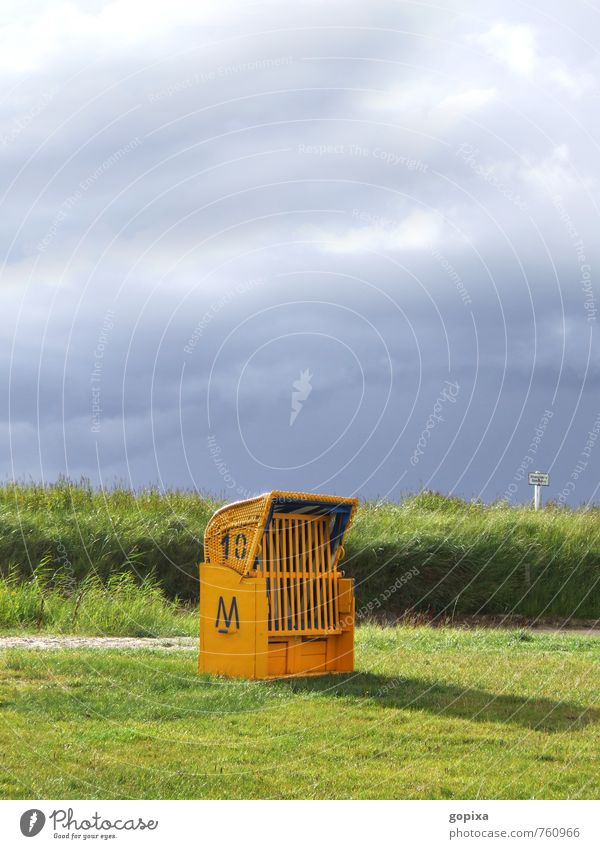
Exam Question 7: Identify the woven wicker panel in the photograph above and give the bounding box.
[204,494,269,575]
[203,491,358,576]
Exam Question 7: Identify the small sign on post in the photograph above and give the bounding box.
[528,471,549,510]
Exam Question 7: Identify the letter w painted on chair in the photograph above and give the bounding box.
[215,596,240,633]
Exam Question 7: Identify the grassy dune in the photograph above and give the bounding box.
[0,570,196,636]
[0,626,597,799]
[0,482,598,621]
[351,493,600,619]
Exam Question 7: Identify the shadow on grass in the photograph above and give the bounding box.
[276,672,599,733]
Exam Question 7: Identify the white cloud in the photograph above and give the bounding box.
[473,20,595,99]
[521,144,578,195]
[438,87,497,114]
[368,81,437,115]
[0,0,233,73]
[368,82,497,124]
[474,21,538,76]
[547,65,595,99]
[323,209,443,254]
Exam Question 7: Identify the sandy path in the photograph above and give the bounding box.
[0,636,197,650]
[0,628,597,651]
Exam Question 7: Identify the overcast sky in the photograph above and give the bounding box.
[1,0,599,505]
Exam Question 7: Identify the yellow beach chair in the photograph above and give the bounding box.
[199,490,358,678]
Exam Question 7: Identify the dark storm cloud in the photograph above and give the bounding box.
[1,0,599,504]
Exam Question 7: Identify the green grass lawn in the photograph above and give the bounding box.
[0,626,598,800]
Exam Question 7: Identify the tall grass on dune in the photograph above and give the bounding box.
[0,479,218,598]
[0,481,598,620]
[347,492,600,619]
[0,566,196,636]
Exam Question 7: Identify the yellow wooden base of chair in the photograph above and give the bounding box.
[198,563,355,679]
